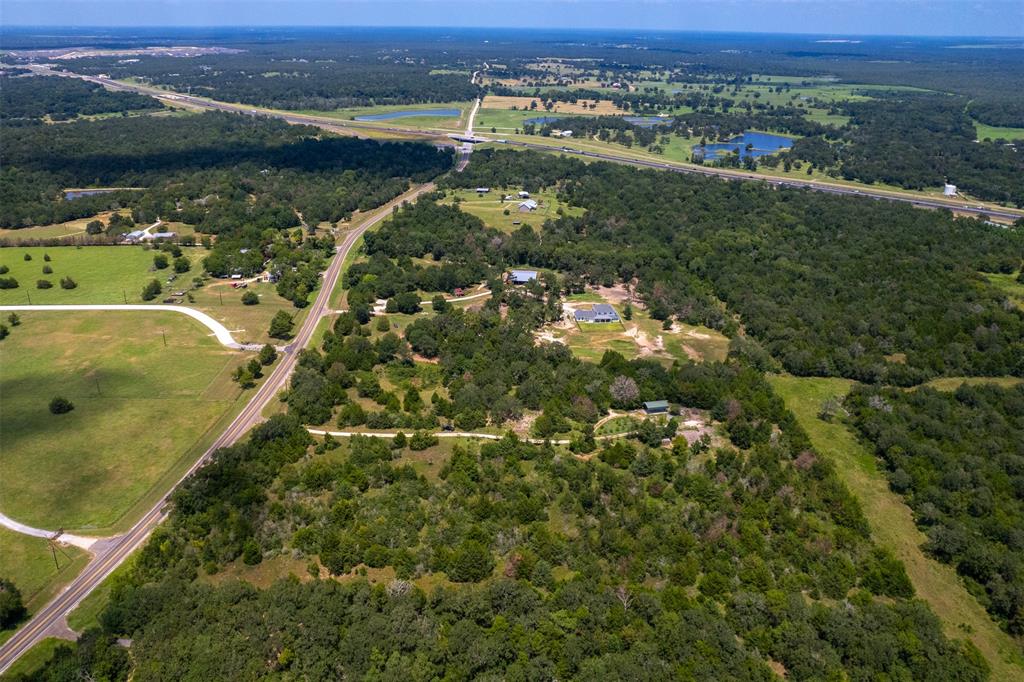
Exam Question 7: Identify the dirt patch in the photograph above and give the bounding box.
[593,283,636,306]
[483,95,625,116]
[509,411,538,438]
[534,329,566,345]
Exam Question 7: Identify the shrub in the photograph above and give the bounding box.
[0,277,19,289]
[0,265,7,274]
[153,253,169,270]
[23,253,31,261]
[7,313,20,326]
[0,324,7,341]
[408,431,439,451]
[241,290,259,305]
[173,256,191,273]
[42,265,53,274]
[36,279,53,289]
[49,396,74,414]
[86,220,104,235]
[0,578,26,628]
[60,276,77,290]
[258,344,278,366]
[141,279,162,301]
[269,310,294,339]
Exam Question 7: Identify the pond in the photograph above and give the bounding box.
[353,108,461,121]
[524,116,562,125]
[693,131,794,160]
[64,189,122,201]
[624,116,674,127]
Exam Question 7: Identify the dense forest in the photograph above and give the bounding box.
[0,111,452,228]
[449,150,1024,383]
[0,74,163,122]
[846,383,1024,635]
[59,52,480,110]
[19,359,990,680]
[806,95,1023,206]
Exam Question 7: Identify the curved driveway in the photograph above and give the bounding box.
[0,304,263,350]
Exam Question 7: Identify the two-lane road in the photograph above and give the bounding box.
[0,182,436,675]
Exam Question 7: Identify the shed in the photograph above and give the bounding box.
[643,400,669,415]
[475,187,491,194]
[518,190,531,198]
[518,199,538,212]
[509,269,538,284]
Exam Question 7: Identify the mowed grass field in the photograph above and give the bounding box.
[769,375,1024,679]
[293,100,472,131]
[189,279,311,346]
[0,210,132,244]
[0,245,177,305]
[440,189,584,232]
[0,529,89,644]
[482,95,624,116]
[0,311,244,532]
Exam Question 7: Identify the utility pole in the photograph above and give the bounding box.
[161,330,167,347]
[123,289,128,304]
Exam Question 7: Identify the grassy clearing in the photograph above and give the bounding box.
[918,376,1024,392]
[544,301,728,365]
[974,120,1024,141]
[483,95,623,116]
[984,271,1024,311]
[293,101,471,132]
[189,279,310,347]
[0,528,89,627]
[769,375,1024,678]
[0,311,244,532]
[0,245,194,305]
[0,211,133,244]
[440,189,584,233]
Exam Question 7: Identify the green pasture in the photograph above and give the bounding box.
[0,311,244,532]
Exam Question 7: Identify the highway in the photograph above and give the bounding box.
[0,181,436,674]
[28,64,1023,223]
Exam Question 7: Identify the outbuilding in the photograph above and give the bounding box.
[508,269,538,284]
[475,187,491,194]
[643,400,669,415]
[518,190,531,198]
[518,199,538,212]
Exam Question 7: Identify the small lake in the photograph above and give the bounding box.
[524,116,562,125]
[694,131,794,160]
[64,189,122,201]
[353,108,460,121]
[624,116,674,127]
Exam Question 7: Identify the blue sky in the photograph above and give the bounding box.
[2,0,1022,37]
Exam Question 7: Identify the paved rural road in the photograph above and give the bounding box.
[0,182,436,674]
[29,64,1023,222]
[0,304,267,351]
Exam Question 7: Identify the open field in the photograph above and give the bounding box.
[0,211,133,244]
[540,293,729,364]
[189,279,311,347]
[475,107,586,131]
[919,375,1024,391]
[0,311,245,532]
[984,271,1024,310]
[440,189,584,232]
[0,245,187,305]
[974,120,1024,141]
[0,637,66,678]
[293,100,471,131]
[482,95,625,116]
[769,375,1024,679]
[0,529,89,642]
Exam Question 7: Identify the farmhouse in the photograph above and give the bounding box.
[518,199,538,212]
[643,400,669,415]
[574,303,620,323]
[508,269,538,284]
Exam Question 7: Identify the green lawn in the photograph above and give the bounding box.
[0,245,203,305]
[0,637,70,679]
[769,375,1024,679]
[292,100,472,132]
[0,310,244,532]
[0,529,88,637]
[441,189,584,233]
[973,120,1024,142]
